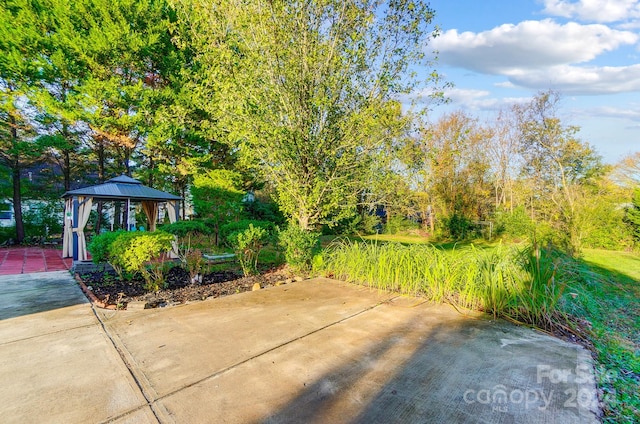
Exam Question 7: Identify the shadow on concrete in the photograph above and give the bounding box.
[0,271,87,321]
[259,305,598,424]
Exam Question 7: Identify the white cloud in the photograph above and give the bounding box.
[431,19,640,94]
[432,19,638,74]
[543,0,640,23]
[583,105,640,120]
[510,64,640,94]
[443,88,530,111]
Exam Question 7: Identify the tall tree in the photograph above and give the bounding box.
[516,91,604,253]
[184,0,443,230]
[489,108,520,211]
[610,152,640,189]
[419,111,492,230]
[0,0,51,243]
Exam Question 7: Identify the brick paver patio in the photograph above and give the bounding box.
[0,247,72,275]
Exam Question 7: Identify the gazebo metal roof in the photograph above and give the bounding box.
[62,175,182,202]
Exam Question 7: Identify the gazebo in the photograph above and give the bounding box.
[61,175,182,262]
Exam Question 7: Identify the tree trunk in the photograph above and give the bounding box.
[12,165,25,244]
[148,157,154,187]
[429,206,435,233]
[62,122,72,192]
[297,213,310,231]
[95,140,106,233]
[8,114,24,244]
[63,148,71,192]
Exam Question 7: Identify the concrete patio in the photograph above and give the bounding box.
[0,272,601,423]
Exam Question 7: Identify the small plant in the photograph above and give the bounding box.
[161,220,212,237]
[228,224,268,276]
[220,219,275,244]
[108,231,175,291]
[278,225,320,272]
[88,230,127,264]
[185,249,205,283]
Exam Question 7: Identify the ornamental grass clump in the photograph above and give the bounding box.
[320,240,572,326]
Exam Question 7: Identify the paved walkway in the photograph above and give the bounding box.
[0,272,601,423]
[0,247,72,275]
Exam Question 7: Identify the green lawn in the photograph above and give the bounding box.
[574,249,640,423]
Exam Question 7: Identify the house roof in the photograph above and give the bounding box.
[62,175,182,202]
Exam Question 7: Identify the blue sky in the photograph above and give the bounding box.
[425,0,640,163]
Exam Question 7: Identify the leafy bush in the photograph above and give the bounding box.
[384,215,419,235]
[0,226,15,245]
[360,213,382,235]
[328,213,381,236]
[243,198,286,226]
[23,201,64,240]
[495,206,534,239]
[184,249,205,283]
[624,188,640,244]
[278,225,320,272]
[191,169,245,245]
[443,213,475,240]
[227,224,268,276]
[160,220,212,237]
[220,219,275,245]
[108,231,175,291]
[88,230,128,264]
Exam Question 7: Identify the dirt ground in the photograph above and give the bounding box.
[79,265,291,309]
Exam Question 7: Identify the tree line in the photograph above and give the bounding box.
[1,0,638,253]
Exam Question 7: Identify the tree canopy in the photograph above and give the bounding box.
[0,1,637,253]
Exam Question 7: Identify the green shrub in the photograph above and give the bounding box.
[220,219,275,245]
[0,226,15,245]
[108,231,175,291]
[278,225,320,272]
[443,213,475,240]
[227,224,268,276]
[22,201,63,240]
[360,214,382,235]
[243,198,286,226]
[329,213,381,236]
[88,230,127,264]
[495,206,534,239]
[184,249,205,283]
[160,220,211,237]
[384,215,419,235]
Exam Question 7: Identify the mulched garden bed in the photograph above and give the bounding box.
[78,265,292,309]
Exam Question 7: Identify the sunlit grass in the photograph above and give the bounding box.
[319,240,570,326]
[570,249,640,422]
[361,233,433,244]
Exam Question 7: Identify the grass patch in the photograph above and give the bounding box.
[568,249,640,423]
[361,233,433,245]
[320,240,570,326]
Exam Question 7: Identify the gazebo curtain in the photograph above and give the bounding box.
[167,200,179,258]
[141,201,158,231]
[75,197,93,261]
[167,200,178,223]
[62,198,73,258]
